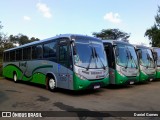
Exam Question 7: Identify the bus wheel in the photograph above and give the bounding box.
[13,73,18,83]
[48,77,56,92]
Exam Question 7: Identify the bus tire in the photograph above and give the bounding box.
[13,72,18,83]
[47,77,56,92]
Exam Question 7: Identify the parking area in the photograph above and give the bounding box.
[0,78,160,120]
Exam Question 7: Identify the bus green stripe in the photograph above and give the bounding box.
[3,64,53,84]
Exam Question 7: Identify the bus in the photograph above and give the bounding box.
[103,40,139,85]
[3,34,109,91]
[150,47,160,79]
[135,45,156,82]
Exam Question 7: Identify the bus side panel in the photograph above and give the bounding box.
[21,60,55,85]
[156,71,160,79]
[68,69,74,90]
[3,60,57,86]
[3,62,23,80]
[139,70,148,82]
[115,70,128,85]
[109,68,116,84]
[73,73,109,90]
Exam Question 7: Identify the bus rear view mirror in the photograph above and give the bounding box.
[113,44,117,47]
[115,48,119,56]
[136,48,140,51]
[73,46,77,55]
[138,51,142,58]
[153,52,158,60]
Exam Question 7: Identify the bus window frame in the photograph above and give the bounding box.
[57,37,73,69]
[104,43,115,69]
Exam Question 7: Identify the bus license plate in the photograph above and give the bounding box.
[94,85,100,89]
[130,81,134,85]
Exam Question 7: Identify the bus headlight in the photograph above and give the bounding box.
[119,71,125,77]
[141,70,147,75]
[104,73,109,78]
[75,73,87,80]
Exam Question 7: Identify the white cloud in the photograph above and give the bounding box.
[23,16,31,21]
[104,12,121,24]
[36,2,52,18]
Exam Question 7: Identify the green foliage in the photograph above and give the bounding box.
[92,28,130,41]
[145,6,160,47]
[0,21,3,42]
[0,33,15,57]
[9,34,39,46]
[0,21,40,67]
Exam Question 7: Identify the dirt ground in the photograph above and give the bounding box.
[0,78,160,120]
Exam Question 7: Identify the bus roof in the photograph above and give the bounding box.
[150,47,160,49]
[4,34,99,52]
[134,45,150,49]
[102,40,131,46]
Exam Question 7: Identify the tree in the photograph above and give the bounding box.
[145,6,160,47]
[0,33,15,59]
[0,22,15,58]
[30,37,39,42]
[0,21,3,30]
[0,21,3,41]
[0,21,39,60]
[92,29,130,41]
[9,34,39,45]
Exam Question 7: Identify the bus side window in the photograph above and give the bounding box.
[36,45,43,59]
[23,47,31,60]
[105,44,115,69]
[32,46,36,59]
[59,45,67,62]
[6,52,10,62]
[43,42,57,61]
[32,45,43,59]
[10,50,16,61]
[3,52,6,62]
[16,49,22,61]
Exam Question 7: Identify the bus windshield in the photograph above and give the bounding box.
[154,48,160,66]
[116,44,138,68]
[74,38,108,69]
[140,48,154,68]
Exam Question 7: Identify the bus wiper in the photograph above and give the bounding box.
[147,53,152,67]
[94,47,106,70]
[125,50,129,69]
[86,47,94,70]
[128,50,138,69]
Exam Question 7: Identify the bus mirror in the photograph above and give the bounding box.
[153,52,158,60]
[73,46,77,55]
[115,48,119,56]
[104,45,108,49]
[70,40,74,44]
[136,48,140,52]
[138,51,142,58]
[113,44,117,47]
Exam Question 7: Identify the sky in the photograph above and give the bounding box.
[0,0,160,46]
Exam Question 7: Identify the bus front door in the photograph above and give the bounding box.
[57,40,70,89]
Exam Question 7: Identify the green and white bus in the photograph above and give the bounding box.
[135,45,156,82]
[150,47,160,79]
[103,40,139,85]
[3,34,109,91]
